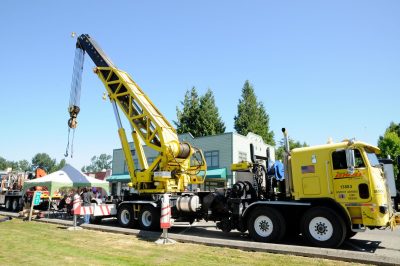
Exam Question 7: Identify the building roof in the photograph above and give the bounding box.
[113,132,274,152]
[107,174,131,182]
[107,168,227,183]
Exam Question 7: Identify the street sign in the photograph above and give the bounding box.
[29,191,42,222]
[33,191,42,206]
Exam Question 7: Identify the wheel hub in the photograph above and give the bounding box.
[142,211,152,227]
[259,220,270,232]
[121,210,130,224]
[315,222,328,235]
[254,215,273,237]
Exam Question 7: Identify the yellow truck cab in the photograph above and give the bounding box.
[230,130,399,248]
[291,140,397,230]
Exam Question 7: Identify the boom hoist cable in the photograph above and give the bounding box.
[65,47,85,158]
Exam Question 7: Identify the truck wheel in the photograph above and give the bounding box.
[301,207,346,248]
[5,198,12,211]
[247,207,286,243]
[139,205,160,231]
[117,205,136,228]
[11,199,20,212]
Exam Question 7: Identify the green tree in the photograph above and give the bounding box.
[18,160,31,172]
[49,158,66,173]
[31,153,56,173]
[234,80,275,145]
[0,156,6,170]
[378,122,400,189]
[385,122,400,137]
[175,87,225,137]
[0,157,32,172]
[378,132,400,160]
[175,87,202,136]
[197,89,226,136]
[378,131,400,187]
[275,139,308,161]
[6,160,19,171]
[82,154,112,172]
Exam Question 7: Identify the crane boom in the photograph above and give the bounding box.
[68,34,206,193]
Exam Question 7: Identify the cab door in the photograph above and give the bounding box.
[331,149,370,204]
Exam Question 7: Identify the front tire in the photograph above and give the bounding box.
[301,207,346,248]
[117,205,136,228]
[247,207,286,243]
[138,205,160,231]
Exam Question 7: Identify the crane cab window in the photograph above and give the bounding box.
[332,149,365,170]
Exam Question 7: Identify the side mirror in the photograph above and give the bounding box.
[345,149,356,174]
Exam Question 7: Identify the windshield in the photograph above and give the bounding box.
[365,148,380,167]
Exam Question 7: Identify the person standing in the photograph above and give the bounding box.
[81,187,93,224]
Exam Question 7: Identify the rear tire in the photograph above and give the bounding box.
[117,205,136,228]
[247,207,286,243]
[301,207,346,248]
[11,199,20,212]
[138,205,160,231]
[5,198,12,211]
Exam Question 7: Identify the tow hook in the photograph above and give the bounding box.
[379,205,388,214]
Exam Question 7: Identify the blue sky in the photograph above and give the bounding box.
[0,1,399,169]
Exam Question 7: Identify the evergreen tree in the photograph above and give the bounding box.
[234,80,275,145]
[175,87,201,136]
[198,89,225,136]
[175,87,225,137]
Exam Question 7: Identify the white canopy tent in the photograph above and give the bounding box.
[22,164,109,195]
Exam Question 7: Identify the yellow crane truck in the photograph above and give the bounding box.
[67,34,399,248]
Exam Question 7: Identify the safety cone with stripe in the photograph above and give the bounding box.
[156,194,176,244]
[67,193,83,231]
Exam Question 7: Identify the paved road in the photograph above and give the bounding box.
[178,221,400,262]
[99,218,400,262]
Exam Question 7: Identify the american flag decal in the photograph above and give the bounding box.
[301,165,315,174]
